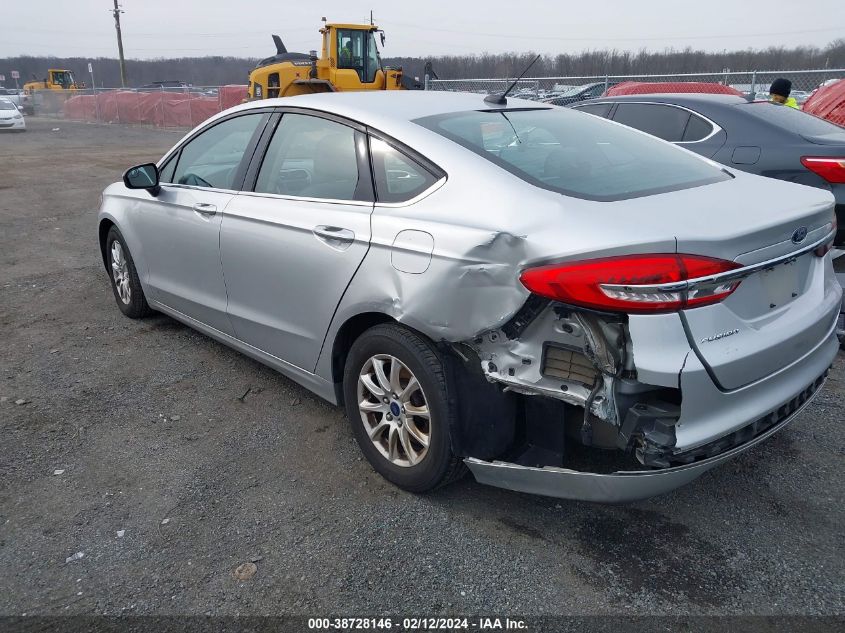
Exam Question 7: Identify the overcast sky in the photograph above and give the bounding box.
[1,0,842,59]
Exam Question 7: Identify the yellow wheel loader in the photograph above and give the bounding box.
[23,69,81,94]
[247,19,429,99]
[23,69,82,115]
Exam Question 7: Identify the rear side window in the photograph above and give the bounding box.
[173,113,265,190]
[254,113,363,201]
[682,114,714,142]
[415,108,729,202]
[613,103,691,142]
[572,103,613,118]
[369,138,440,203]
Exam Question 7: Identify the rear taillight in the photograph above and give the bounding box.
[815,217,836,256]
[801,156,845,184]
[519,254,742,313]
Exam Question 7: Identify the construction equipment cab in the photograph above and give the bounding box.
[23,69,81,94]
[248,20,421,99]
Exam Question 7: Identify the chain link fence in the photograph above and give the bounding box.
[27,85,248,129]
[426,69,845,103]
[18,69,845,128]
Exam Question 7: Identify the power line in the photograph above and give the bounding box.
[376,19,845,42]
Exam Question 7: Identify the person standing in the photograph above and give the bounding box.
[769,78,799,108]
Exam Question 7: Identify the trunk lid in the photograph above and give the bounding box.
[532,171,838,391]
[801,131,845,146]
[668,173,838,390]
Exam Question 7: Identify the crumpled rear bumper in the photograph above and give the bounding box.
[464,372,825,503]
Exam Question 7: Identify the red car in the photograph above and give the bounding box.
[605,81,745,97]
[803,79,845,127]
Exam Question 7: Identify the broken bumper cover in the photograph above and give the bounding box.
[464,374,825,503]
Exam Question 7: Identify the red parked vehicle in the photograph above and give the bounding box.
[803,79,845,127]
[605,81,744,97]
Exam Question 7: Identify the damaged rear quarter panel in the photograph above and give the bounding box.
[315,153,681,384]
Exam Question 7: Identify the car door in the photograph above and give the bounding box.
[132,111,269,334]
[220,110,374,371]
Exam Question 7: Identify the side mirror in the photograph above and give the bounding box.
[380,32,386,46]
[123,163,160,196]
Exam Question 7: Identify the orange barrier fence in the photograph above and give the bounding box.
[61,85,248,128]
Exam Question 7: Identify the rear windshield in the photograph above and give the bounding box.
[742,102,844,136]
[414,108,729,201]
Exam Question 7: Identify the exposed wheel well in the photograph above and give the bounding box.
[331,312,395,404]
[98,219,115,271]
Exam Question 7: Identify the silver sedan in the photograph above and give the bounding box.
[98,91,841,502]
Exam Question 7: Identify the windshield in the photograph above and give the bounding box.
[0,101,16,110]
[415,108,730,201]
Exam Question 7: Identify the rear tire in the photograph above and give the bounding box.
[106,226,153,319]
[343,323,465,492]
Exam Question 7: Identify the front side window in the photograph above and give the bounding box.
[415,108,729,202]
[254,113,362,201]
[337,30,379,83]
[158,153,178,183]
[172,113,265,190]
[612,103,691,142]
[365,32,380,83]
[337,30,365,75]
[370,138,439,203]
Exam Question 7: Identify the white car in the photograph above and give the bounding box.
[0,98,25,131]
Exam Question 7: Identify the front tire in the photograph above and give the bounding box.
[106,227,153,319]
[343,324,465,492]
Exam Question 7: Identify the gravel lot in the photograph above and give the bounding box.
[0,118,843,620]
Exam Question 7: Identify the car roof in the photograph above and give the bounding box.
[235,90,550,125]
[577,93,749,106]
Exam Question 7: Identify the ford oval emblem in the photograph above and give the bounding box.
[791,226,808,244]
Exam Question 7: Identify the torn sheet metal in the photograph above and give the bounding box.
[464,387,811,502]
[469,306,623,423]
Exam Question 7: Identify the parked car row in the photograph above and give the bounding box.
[99,91,840,503]
[0,88,33,115]
[0,97,26,131]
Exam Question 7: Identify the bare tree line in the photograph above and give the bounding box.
[2,39,842,88]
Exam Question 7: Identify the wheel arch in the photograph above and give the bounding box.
[329,312,518,461]
[330,311,396,404]
[98,217,116,272]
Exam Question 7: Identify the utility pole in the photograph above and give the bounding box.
[111,0,127,87]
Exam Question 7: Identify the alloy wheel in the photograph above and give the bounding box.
[357,354,431,467]
[111,241,131,305]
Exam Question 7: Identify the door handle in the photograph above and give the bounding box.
[313,225,355,250]
[192,202,217,216]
